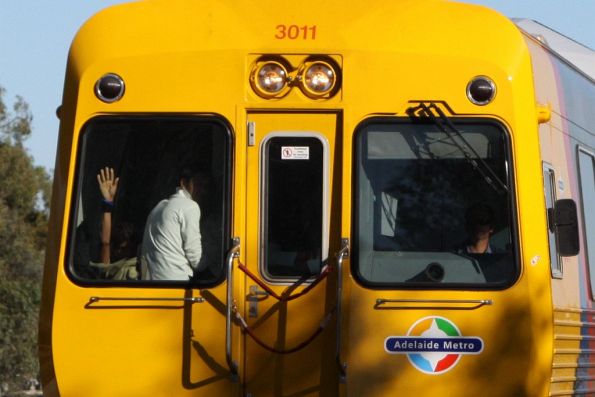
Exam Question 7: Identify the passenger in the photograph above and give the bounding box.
[92,167,138,280]
[141,168,205,280]
[459,203,496,254]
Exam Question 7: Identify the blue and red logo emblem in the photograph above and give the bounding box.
[385,316,484,374]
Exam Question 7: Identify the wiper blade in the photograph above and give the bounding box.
[407,102,509,196]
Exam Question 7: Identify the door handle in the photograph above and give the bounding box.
[248,285,269,317]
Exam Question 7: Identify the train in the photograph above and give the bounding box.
[39,0,595,396]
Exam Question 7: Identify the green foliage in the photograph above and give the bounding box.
[0,85,51,391]
[0,275,40,388]
[0,88,32,147]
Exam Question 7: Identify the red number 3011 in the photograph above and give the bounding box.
[275,25,317,40]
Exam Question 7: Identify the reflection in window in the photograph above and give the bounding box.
[354,120,517,288]
[263,136,327,279]
[70,117,230,285]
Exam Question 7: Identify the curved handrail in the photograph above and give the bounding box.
[225,237,240,379]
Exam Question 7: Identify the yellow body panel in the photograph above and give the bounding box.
[39,0,595,396]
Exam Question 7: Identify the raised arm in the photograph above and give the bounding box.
[97,167,119,264]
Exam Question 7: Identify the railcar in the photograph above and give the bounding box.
[39,0,595,396]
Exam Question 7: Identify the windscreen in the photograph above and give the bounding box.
[69,116,230,286]
[354,119,517,288]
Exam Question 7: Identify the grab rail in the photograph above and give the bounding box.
[225,237,240,380]
[375,298,493,310]
[335,238,349,382]
[88,296,204,304]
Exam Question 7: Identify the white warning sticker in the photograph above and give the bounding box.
[281,146,309,160]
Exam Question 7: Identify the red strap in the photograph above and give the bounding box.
[238,263,281,299]
[238,262,332,302]
[243,322,325,354]
[235,307,335,354]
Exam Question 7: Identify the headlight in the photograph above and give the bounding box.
[251,61,289,98]
[300,61,337,97]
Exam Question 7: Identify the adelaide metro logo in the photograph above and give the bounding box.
[384,316,484,374]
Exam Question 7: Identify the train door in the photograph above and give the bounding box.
[343,116,531,396]
[242,112,340,396]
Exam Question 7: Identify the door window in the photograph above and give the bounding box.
[261,135,328,280]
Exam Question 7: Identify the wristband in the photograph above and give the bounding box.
[101,199,114,213]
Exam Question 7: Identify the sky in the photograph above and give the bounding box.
[1,1,593,173]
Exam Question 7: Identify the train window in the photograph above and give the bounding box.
[69,116,231,286]
[543,164,562,278]
[577,148,595,298]
[261,135,328,280]
[354,119,517,288]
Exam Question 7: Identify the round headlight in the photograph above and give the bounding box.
[301,61,336,96]
[253,61,289,97]
[95,73,125,103]
[467,76,496,105]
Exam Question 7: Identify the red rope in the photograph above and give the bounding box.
[235,307,335,354]
[238,262,332,302]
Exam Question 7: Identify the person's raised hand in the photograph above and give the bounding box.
[97,167,119,202]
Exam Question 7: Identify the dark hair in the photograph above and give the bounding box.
[112,222,134,245]
[178,167,195,184]
[465,203,495,230]
[111,222,137,260]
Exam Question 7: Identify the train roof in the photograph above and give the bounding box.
[70,0,526,73]
[514,19,595,82]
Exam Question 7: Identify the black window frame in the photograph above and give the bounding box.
[66,114,233,289]
[352,116,520,290]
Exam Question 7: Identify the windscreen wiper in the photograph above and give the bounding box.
[407,102,509,196]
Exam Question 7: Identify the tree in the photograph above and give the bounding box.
[0,85,51,391]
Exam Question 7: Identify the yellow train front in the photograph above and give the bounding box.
[39,0,595,396]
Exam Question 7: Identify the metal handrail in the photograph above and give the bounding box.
[375,298,493,310]
[335,238,349,382]
[225,237,240,379]
[88,296,204,304]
